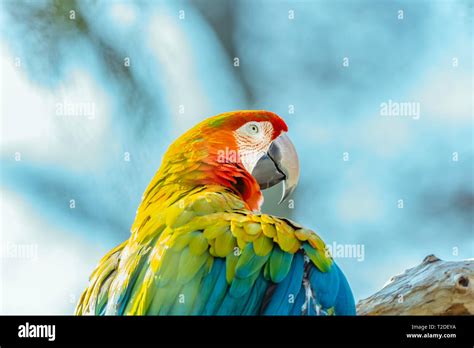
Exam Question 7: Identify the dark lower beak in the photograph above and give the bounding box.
[251,133,300,203]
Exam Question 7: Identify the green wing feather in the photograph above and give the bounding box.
[75,188,332,315]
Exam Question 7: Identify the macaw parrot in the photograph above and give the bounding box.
[75,110,356,315]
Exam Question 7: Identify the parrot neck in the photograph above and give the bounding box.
[139,160,263,214]
[212,162,264,212]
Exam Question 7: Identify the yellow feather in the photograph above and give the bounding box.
[190,197,215,215]
[230,221,246,240]
[170,232,195,251]
[275,225,299,252]
[294,228,311,241]
[226,253,239,283]
[252,235,273,256]
[203,222,228,239]
[244,222,262,235]
[237,238,247,251]
[214,230,236,257]
[189,233,209,255]
[308,233,326,250]
[261,223,277,238]
[260,214,275,224]
[165,206,195,228]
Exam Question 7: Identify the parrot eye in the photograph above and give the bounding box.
[246,123,260,135]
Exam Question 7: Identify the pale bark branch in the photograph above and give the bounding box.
[357,255,474,315]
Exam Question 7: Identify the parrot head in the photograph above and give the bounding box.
[158,110,300,211]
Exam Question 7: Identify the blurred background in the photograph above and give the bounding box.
[0,0,472,314]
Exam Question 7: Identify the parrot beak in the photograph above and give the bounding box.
[251,133,300,204]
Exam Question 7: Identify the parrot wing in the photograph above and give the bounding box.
[75,188,355,315]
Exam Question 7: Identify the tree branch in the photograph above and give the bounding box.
[357,255,474,315]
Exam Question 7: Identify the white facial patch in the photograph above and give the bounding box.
[234,121,274,174]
